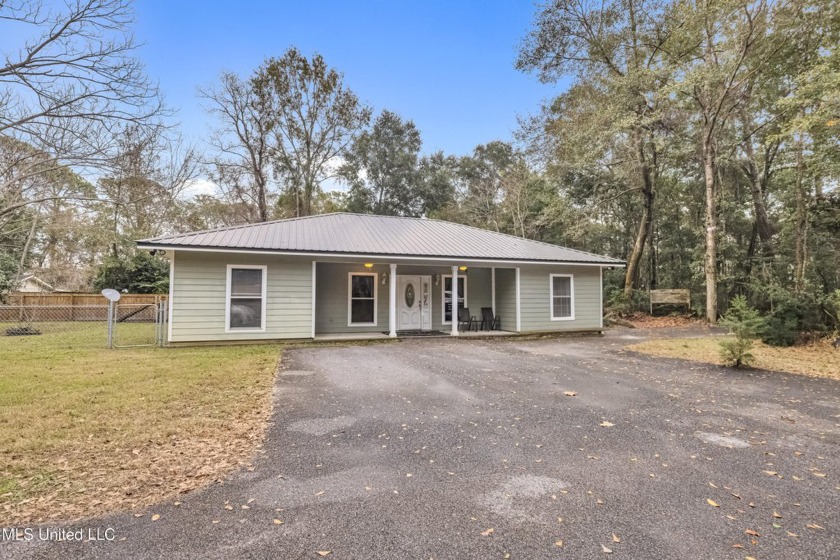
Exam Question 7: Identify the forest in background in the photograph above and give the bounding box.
[1,0,838,341]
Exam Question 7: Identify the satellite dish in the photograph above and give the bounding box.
[101,289,122,302]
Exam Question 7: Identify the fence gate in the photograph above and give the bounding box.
[107,300,167,348]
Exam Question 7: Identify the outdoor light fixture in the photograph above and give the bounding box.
[381,273,388,285]
[434,274,440,286]
[364,263,373,269]
[459,266,468,271]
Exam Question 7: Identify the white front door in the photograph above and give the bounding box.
[398,275,432,331]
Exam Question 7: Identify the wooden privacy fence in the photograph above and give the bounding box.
[0,293,167,322]
[649,289,691,315]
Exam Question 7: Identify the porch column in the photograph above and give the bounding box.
[515,267,521,332]
[311,261,317,339]
[389,263,397,337]
[450,265,459,336]
[491,266,496,314]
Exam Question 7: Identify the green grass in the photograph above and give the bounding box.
[0,327,280,524]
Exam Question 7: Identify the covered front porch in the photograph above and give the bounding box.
[312,260,519,338]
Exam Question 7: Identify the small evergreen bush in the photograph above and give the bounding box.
[719,296,767,367]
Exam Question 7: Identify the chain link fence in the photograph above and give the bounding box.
[0,295,167,349]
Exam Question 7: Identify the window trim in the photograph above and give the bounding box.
[441,274,468,325]
[225,264,268,333]
[549,273,575,321]
[348,272,378,327]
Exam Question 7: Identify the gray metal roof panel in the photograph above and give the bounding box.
[138,213,624,265]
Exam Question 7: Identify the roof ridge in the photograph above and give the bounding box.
[140,212,343,243]
[412,215,617,261]
[335,213,613,260]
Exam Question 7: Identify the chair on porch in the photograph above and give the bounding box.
[480,307,500,331]
[458,307,478,332]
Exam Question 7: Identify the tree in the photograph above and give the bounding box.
[0,0,162,219]
[199,71,273,222]
[456,141,516,231]
[416,151,458,217]
[670,0,779,321]
[93,252,168,294]
[0,251,19,301]
[719,295,766,366]
[342,110,424,216]
[252,48,371,217]
[518,0,676,298]
[96,125,199,258]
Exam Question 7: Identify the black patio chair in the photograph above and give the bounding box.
[458,307,478,332]
[480,307,501,331]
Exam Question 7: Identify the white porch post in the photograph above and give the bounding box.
[451,265,459,336]
[389,263,397,337]
[491,266,496,314]
[311,261,317,338]
[515,267,521,332]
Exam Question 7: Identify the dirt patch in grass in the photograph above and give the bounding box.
[628,336,840,380]
[0,332,280,524]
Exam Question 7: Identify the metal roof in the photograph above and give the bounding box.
[138,213,624,265]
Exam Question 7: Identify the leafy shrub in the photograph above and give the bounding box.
[0,251,19,303]
[719,296,766,367]
[762,290,824,347]
[605,288,649,317]
[93,252,169,294]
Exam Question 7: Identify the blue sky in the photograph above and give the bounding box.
[134,0,568,158]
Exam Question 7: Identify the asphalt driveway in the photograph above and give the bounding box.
[4,330,839,559]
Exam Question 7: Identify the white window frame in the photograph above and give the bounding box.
[441,274,468,325]
[348,272,378,327]
[225,264,268,332]
[550,273,575,321]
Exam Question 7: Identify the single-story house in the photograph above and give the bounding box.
[137,213,624,344]
[16,273,58,293]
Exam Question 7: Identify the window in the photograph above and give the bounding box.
[348,273,377,326]
[226,265,267,331]
[550,274,574,320]
[442,275,467,324]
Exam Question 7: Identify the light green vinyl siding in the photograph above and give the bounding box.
[518,265,602,332]
[494,268,518,332]
[170,251,312,342]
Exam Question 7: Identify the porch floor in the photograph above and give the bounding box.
[313,330,517,342]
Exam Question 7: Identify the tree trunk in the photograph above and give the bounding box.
[702,131,718,322]
[18,212,39,277]
[255,174,269,222]
[740,139,775,258]
[623,133,655,298]
[793,134,808,292]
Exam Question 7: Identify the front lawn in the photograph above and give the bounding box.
[0,330,280,524]
[629,336,839,380]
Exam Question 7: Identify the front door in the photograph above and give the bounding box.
[398,275,432,331]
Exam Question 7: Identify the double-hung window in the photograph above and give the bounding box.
[226,265,267,331]
[349,273,377,326]
[442,276,467,324]
[550,274,574,320]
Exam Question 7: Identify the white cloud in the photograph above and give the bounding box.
[182,178,219,198]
